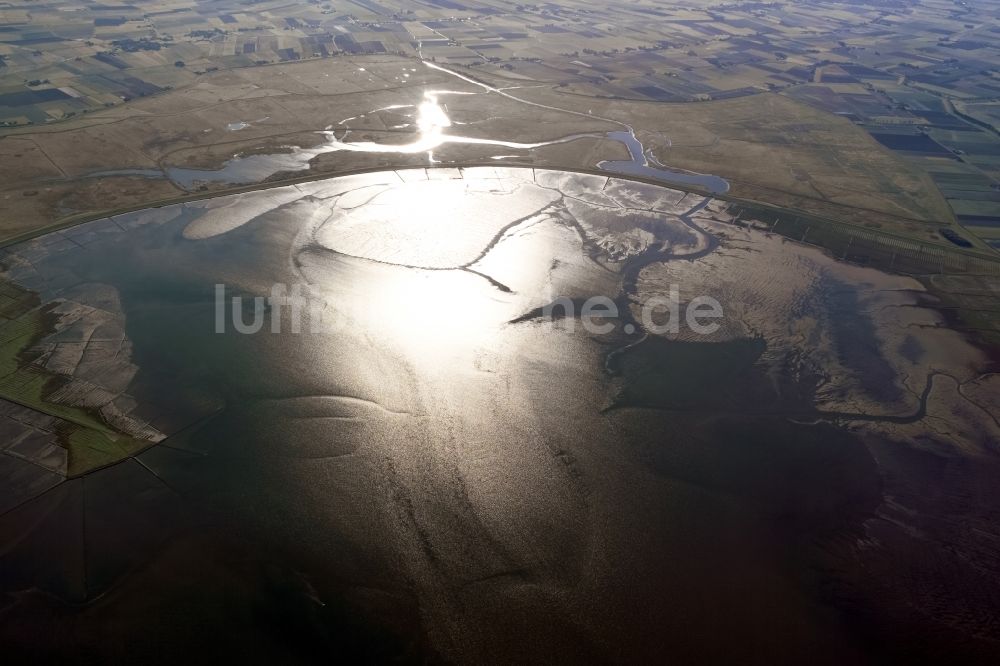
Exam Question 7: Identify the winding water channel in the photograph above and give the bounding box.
[153,55,731,193]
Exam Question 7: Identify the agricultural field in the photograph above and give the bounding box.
[0,54,958,249]
[2,0,999,117]
[2,3,1000,662]
[789,74,1000,249]
[0,0,1000,247]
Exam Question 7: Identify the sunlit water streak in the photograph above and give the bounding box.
[161,50,728,193]
[165,87,599,187]
[321,90,598,161]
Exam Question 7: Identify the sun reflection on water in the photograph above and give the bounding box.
[322,88,594,160]
[357,269,512,366]
[300,173,554,367]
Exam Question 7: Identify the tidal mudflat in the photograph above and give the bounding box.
[1,167,998,662]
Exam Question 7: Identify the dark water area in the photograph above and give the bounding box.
[821,275,905,404]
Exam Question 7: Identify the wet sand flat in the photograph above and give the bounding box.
[1,168,999,663]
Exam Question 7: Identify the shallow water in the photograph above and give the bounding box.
[598,129,730,194]
[166,150,319,188]
[162,59,729,193]
[1,167,996,662]
[165,126,730,194]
